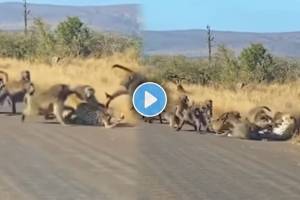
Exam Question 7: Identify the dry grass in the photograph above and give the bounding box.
[1,51,300,132]
[0,50,142,123]
[165,82,300,118]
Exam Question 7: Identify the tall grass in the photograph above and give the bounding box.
[1,51,300,125]
[0,50,141,122]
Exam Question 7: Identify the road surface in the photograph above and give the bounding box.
[0,110,300,200]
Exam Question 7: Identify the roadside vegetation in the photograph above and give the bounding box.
[0,17,141,62]
[1,16,300,142]
[145,44,300,86]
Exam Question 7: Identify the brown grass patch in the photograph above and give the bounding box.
[1,51,300,127]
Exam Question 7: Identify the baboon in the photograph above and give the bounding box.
[105,64,147,108]
[22,84,81,125]
[236,82,247,90]
[72,85,105,108]
[175,95,190,118]
[42,85,105,120]
[212,111,241,134]
[224,118,263,140]
[172,79,187,93]
[161,95,190,128]
[51,56,61,65]
[168,74,188,93]
[0,78,6,105]
[247,106,273,129]
[265,113,297,141]
[227,113,297,141]
[0,70,32,114]
[162,110,180,128]
[176,104,211,133]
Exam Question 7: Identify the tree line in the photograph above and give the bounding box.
[0,17,142,62]
[145,43,300,85]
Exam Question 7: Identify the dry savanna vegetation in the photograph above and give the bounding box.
[2,50,300,127]
[1,16,300,143]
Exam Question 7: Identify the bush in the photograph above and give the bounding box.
[145,44,300,86]
[0,17,141,61]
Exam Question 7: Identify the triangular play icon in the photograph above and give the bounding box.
[144,91,157,108]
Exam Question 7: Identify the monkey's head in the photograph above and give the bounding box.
[195,106,209,127]
[84,86,95,99]
[25,82,35,96]
[21,70,31,82]
[255,113,273,129]
[0,78,4,88]
[179,95,189,106]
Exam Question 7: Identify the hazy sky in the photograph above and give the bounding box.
[1,0,300,32]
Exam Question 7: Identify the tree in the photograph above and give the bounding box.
[239,43,274,82]
[31,18,55,58]
[206,25,214,64]
[23,0,30,35]
[56,17,91,57]
[214,45,240,83]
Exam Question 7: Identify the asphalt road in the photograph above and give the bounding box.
[1,107,300,200]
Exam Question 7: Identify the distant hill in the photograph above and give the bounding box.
[143,30,300,57]
[1,3,300,57]
[0,2,141,35]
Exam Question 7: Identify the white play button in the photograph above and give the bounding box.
[144,91,157,108]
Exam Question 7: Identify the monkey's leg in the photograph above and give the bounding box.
[158,114,163,124]
[53,103,66,126]
[7,94,16,114]
[103,114,124,129]
[63,106,76,123]
[195,120,201,132]
[11,101,17,114]
[21,113,26,122]
[176,120,185,131]
[105,89,129,108]
[169,118,176,128]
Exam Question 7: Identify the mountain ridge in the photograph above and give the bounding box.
[1,2,300,57]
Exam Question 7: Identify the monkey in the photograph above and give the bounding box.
[51,56,61,65]
[105,64,147,108]
[72,85,105,109]
[211,111,241,134]
[0,70,32,114]
[172,79,187,93]
[176,104,211,133]
[224,118,263,140]
[0,78,7,105]
[162,110,180,128]
[264,113,298,141]
[175,95,190,119]
[41,85,105,121]
[21,84,82,125]
[225,113,297,141]
[203,99,213,119]
[104,64,164,124]
[246,106,273,129]
[160,106,179,128]
[159,95,191,129]
[236,82,247,90]
[167,74,189,94]
[0,70,9,84]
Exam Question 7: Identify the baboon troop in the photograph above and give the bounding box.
[0,66,299,140]
[0,70,32,114]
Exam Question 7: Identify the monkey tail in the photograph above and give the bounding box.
[261,106,272,112]
[0,70,9,83]
[112,64,134,73]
